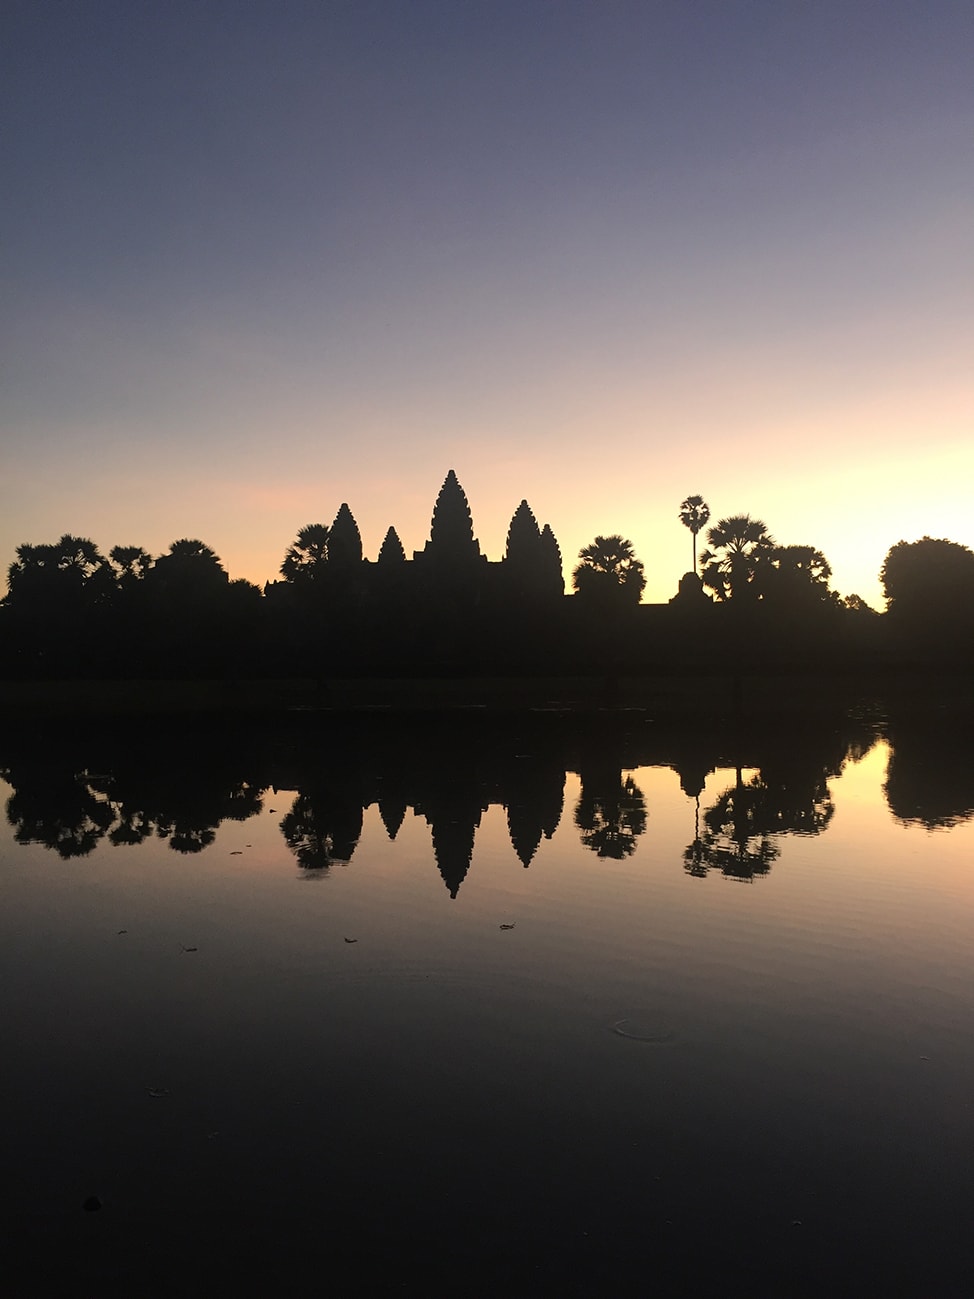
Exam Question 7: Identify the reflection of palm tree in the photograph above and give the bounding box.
[684,753,836,881]
[699,516,774,602]
[678,496,710,575]
[575,774,647,859]
[280,789,362,870]
[572,536,646,605]
[683,768,779,879]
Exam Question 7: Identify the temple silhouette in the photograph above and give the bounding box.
[3,469,972,682]
[266,469,565,614]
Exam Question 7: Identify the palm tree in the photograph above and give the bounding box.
[109,546,153,587]
[698,515,774,601]
[6,536,112,608]
[572,535,646,605]
[280,524,330,582]
[678,496,710,574]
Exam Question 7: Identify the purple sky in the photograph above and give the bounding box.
[3,0,971,605]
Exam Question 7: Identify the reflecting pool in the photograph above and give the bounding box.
[2,706,972,1295]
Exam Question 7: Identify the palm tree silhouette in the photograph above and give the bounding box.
[109,545,153,587]
[572,535,646,604]
[699,515,774,601]
[280,524,330,582]
[678,496,710,574]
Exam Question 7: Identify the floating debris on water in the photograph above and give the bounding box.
[499,923,516,930]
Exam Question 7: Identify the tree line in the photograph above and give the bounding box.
[1,474,972,679]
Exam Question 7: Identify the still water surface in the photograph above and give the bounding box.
[2,708,972,1295]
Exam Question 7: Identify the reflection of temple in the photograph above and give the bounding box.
[417,793,484,899]
[2,709,889,892]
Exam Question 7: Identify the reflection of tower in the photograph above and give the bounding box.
[505,760,565,867]
[416,782,485,898]
[378,796,407,840]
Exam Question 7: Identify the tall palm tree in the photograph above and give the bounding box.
[678,496,710,574]
[698,515,774,601]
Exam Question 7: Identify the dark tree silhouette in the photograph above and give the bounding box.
[151,539,228,593]
[280,524,330,582]
[763,544,834,609]
[109,545,153,587]
[699,515,775,601]
[572,536,646,605]
[7,535,112,606]
[678,496,710,575]
[880,537,974,617]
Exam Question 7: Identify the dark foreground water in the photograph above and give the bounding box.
[1,705,972,1296]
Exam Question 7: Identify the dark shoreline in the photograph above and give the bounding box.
[1,670,970,717]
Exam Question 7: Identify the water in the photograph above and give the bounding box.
[1,706,972,1295]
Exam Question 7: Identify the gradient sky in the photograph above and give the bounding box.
[3,0,971,607]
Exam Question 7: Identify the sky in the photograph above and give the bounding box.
[2,0,971,608]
